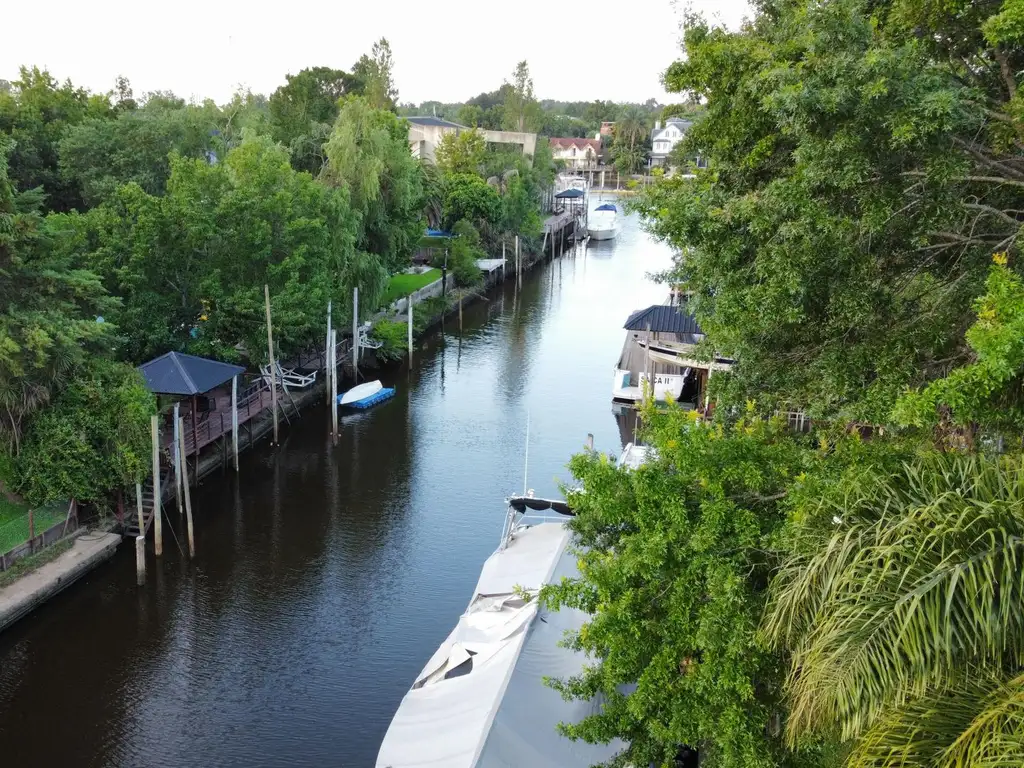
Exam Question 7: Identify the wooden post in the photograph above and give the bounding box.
[330,330,339,438]
[264,284,278,445]
[325,300,332,373]
[136,536,146,586]
[407,299,414,365]
[458,292,463,333]
[135,482,144,533]
[352,286,359,377]
[502,240,506,282]
[515,235,521,279]
[172,402,182,514]
[231,375,239,471]
[27,507,34,548]
[178,417,195,558]
[151,415,162,557]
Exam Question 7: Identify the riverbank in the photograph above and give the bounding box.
[0,531,120,633]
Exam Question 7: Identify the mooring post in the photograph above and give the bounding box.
[515,235,521,281]
[352,286,359,378]
[458,292,463,333]
[178,417,195,558]
[264,284,278,445]
[172,402,182,514]
[136,535,146,586]
[502,240,506,283]
[407,300,413,365]
[231,375,239,471]
[135,482,144,534]
[150,414,162,557]
[325,300,332,373]
[330,330,339,439]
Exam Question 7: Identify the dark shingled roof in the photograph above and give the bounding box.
[624,305,703,336]
[406,115,466,129]
[138,351,245,396]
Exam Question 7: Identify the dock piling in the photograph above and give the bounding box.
[135,536,145,586]
[407,299,413,365]
[231,375,239,471]
[178,417,195,558]
[172,402,181,515]
[330,330,339,439]
[352,286,359,379]
[264,284,279,445]
[150,415,162,557]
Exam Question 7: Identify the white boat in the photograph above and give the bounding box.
[337,379,382,406]
[375,494,625,768]
[587,202,621,241]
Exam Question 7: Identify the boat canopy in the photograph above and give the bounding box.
[506,495,572,515]
[376,520,623,767]
[138,351,245,396]
[594,203,617,212]
[624,304,703,336]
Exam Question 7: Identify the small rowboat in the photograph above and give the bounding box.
[337,380,396,409]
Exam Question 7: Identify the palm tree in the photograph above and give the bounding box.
[763,454,1024,767]
[612,106,649,175]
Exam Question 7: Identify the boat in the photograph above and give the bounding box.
[337,379,395,409]
[587,202,621,241]
[375,492,625,768]
[612,301,732,409]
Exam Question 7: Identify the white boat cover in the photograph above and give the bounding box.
[376,521,623,768]
[339,379,383,405]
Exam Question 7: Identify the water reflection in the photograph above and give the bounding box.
[0,210,672,768]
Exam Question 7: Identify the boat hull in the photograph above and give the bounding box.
[587,224,620,241]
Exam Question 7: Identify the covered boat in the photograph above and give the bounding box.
[587,202,620,241]
[375,496,624,768]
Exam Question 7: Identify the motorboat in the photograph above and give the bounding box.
[587,202,620,241]
[337,379,395,409]
[375,492,627,768]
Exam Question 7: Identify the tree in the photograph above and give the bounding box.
[435,129,486,175]
[0,136,115,454]
[269,66,360,174]
[541,405,823,768]
[765,452,1024,767]
[15,359,152,505]
[441,173,501,230]
[634,0,1021,424]
[456,104,483,128]
[353,38,398,111]
[0,66,112,211]
[503,61,541,133]
[322,96,425,273]
[447,219,484,287]
[611,106,648,175]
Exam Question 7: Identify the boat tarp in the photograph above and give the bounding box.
[375,521,621,768]
[594,203,617,212]
[138,351,245,396]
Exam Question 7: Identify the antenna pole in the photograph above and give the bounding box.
[523,412,530,495]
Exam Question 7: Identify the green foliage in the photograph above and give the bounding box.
[0,136,115,453]
[634,0,1021,424]
[611,106,650,175]
[502,61,542,133]
[370,319,408,362]
[895,259,1024,436]
[441,173,501,229]
[766,452,1024,766]
[448,220,484,287]
[435,129,486,176]
[0,66,111,212]
[268,66,359,174]
[16,359,153,506]
[323,96,425,273]
[352,38,398,111]
[542,406,819,768]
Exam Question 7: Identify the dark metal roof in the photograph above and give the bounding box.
[624,305,703,336]
[555,188,585,199]
[138,351,245,396]
[406,115,466,129]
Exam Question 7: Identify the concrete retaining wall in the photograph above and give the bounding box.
[391,274,455,314]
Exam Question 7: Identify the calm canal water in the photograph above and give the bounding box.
[0,208,671,767]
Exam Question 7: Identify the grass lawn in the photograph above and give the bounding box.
[0,498,67,554]
[381,268,442,307]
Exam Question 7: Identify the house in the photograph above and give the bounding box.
[406,116,537,164]
[548,137,602,169]
[650,118,706,169]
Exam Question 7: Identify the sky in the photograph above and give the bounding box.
[2,0,750,107]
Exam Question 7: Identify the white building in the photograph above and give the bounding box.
[548,137,602,169]
[650,117,705,168]
[406,116,537,164]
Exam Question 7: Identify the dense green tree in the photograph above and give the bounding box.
[456,104,483,128]
[0,136,114,454]
[635,0,1022,424]
[269,66,360,174]
[0,66,112,211]
[440,173,501,230]
[611,105,649,175]
[322,96,424,272]
[542,406,829,768]
[446,219,485,287]
[15,358,152,505]
[435,129,486,175]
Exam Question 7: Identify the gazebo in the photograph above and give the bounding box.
[138,351,247,471]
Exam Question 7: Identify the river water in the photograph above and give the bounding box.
[0,209,671,768]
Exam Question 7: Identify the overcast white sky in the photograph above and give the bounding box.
[3,0,750,106]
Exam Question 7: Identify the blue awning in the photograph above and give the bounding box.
[138,351,245,396]
[595,203,617,212]
[555,188,584,199]
[425,228,453,238]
